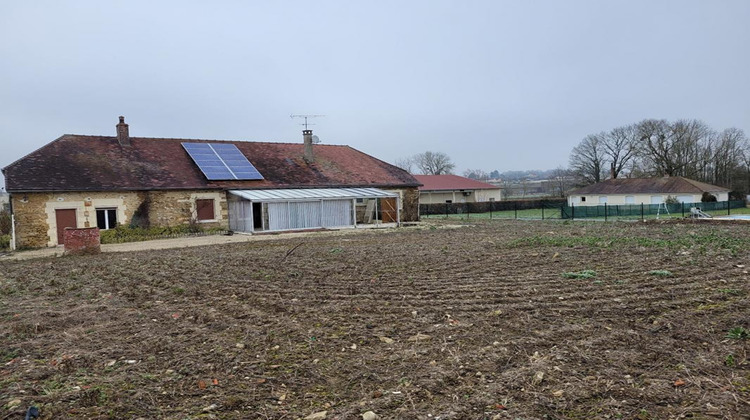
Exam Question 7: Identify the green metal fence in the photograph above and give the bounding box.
[561,200,745,220]
[419,199,747,221]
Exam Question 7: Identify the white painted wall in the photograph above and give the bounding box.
[568,192,729,206]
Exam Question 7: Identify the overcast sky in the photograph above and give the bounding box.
[1,0,749,190]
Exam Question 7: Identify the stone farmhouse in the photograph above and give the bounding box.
[2,117,420,249]
[568,176,730,206]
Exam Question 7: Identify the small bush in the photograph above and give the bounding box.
[99,224,225,244]
[0,209,11,235]
[726,327,749,340]
[664,196,680,205]
[701,192,717,202]
[0,234,10,251]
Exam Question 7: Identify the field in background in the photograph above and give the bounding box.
[2,219,750,419]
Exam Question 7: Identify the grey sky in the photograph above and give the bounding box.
[1,0,749,190]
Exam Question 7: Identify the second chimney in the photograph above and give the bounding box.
[116,116,130,146]
[303,129,314,163]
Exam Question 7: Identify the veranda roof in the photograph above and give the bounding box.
[230,187,397,202]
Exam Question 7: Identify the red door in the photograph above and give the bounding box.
[55,209,77,245]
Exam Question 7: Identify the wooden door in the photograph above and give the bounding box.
[55,209,77,245]
[381,198,398,223]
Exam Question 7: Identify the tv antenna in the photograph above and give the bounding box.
[290,114,325,130]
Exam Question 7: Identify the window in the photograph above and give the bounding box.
[580,196,586,202]
[598,196,608,204]
[196,199,215,221]
[96,208,117,230]
[445,200,452,204]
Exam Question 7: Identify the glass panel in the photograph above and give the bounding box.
[96,210,106,229]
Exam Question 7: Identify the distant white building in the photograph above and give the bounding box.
[568,176,730,206]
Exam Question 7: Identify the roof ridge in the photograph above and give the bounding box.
[63,134,351,147]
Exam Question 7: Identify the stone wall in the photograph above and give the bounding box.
[145,190,228,229]
[12,190,229,248]
[11,191,143,248]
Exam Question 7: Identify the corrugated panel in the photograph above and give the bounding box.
[322,200,352,227]
[268,203,289,231]
[289,201,321,229]
[230,187,397,202]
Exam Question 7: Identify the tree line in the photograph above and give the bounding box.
[569,119,749,194]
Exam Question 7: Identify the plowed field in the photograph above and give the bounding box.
[2,220,750,419]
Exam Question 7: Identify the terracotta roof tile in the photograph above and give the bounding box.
[414,175,500,191]
[2,135,420,192]
[571,177,730,195]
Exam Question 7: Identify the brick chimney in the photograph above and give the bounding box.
[610,162,616,179]
[303,129,314,163]
[116,116,130,146]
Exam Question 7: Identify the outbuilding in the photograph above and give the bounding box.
[568,176,730,206]
[414,174,502,204]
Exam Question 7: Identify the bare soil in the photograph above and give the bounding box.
[1,219,750,419]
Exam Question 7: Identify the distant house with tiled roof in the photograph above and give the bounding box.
[568,176,729,206]
[2,117,420,248]
[414,174,502,204]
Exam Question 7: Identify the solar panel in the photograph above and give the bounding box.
[182,143,264,180]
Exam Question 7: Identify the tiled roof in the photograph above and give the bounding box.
[570,177,730,195]
[414,175,500,191]
[2,135,420,192]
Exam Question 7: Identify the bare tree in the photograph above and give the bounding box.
[636,119,713,178]
[394,157,415,174]
[712,127,746,188]
[462,169,489,180]
[603,125,638,179]
[550,166,572,197]
[572,119,749,191]
[413,151,455,175]
[569,133,606,184]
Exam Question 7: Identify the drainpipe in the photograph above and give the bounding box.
[9,194,16,251]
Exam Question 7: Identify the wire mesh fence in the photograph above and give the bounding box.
[419,199,747,221]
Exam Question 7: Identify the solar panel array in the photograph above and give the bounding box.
[182,143,264,180]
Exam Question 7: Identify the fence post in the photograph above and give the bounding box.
[445,202,448,219]
[466,202,470,220]
[571,203,574,220]
[728,200,731,215]
[514,202,518,219]
[490,201,493,220]
[682,202,685,218]
[542,205,545,220]
[641,203,644,221]
[604,203,607,222]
